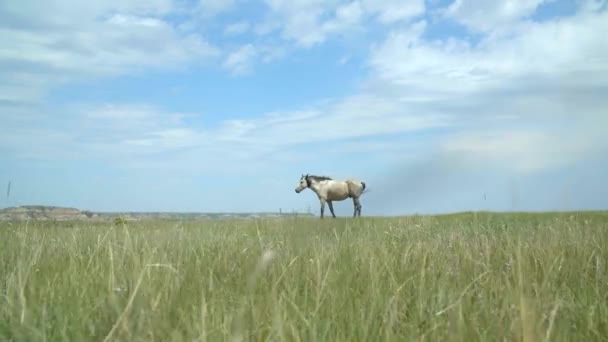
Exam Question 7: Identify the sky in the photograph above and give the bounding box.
[1,0,607,216]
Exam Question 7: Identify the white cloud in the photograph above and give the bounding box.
[0,89,451,171]
[1,14,218,76]
[224,21,251,35]
[324,1,364,33]
[437,94,608,175]
[221,43,287,74]
[441,129,595,174]
[261,0,334,47]
[259,0,424,48]
[338,55,352,65]
[0,0,180,28]
[196,0,238,17]
[219,93,451,146]
[369,7,608,95]
[444,0,548,32]
[0,1,219,104]
[361,0,425,24]
[259,45,288,63]
[123,128,201,151]
[365,4,608,172]
[0,0,424,90]
[222,44,257,74]
[0,103,202,162]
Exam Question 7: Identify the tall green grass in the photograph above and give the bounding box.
[1,212,607,341]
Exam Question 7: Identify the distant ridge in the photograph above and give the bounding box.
[0,205,313,222]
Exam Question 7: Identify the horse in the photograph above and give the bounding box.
[294,174,367,219]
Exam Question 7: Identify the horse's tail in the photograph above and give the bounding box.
[360,181,368,195]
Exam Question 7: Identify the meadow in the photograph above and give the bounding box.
[1,211,607,341]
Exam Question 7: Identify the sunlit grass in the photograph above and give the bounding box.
[1,212,607,341]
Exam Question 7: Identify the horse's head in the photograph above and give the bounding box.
[294,174,309,193]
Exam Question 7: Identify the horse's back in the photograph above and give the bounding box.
[345,178,363,186]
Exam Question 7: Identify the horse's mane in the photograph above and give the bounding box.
[307,175,332,181]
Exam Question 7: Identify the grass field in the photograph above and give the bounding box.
[1,211,607,341]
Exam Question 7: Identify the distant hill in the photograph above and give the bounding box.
[0,205,313,222]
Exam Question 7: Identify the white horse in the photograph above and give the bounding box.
[294,174,367,218]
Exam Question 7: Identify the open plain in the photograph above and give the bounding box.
[1,211,607,341]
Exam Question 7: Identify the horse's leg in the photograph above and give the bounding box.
[319,198,326,219]
[327,201,336,218]
[353,197,362,217]
[352,198,357,217]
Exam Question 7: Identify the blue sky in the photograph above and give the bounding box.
[1,0,607,215]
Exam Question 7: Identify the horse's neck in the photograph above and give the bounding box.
[309,182,323,195]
